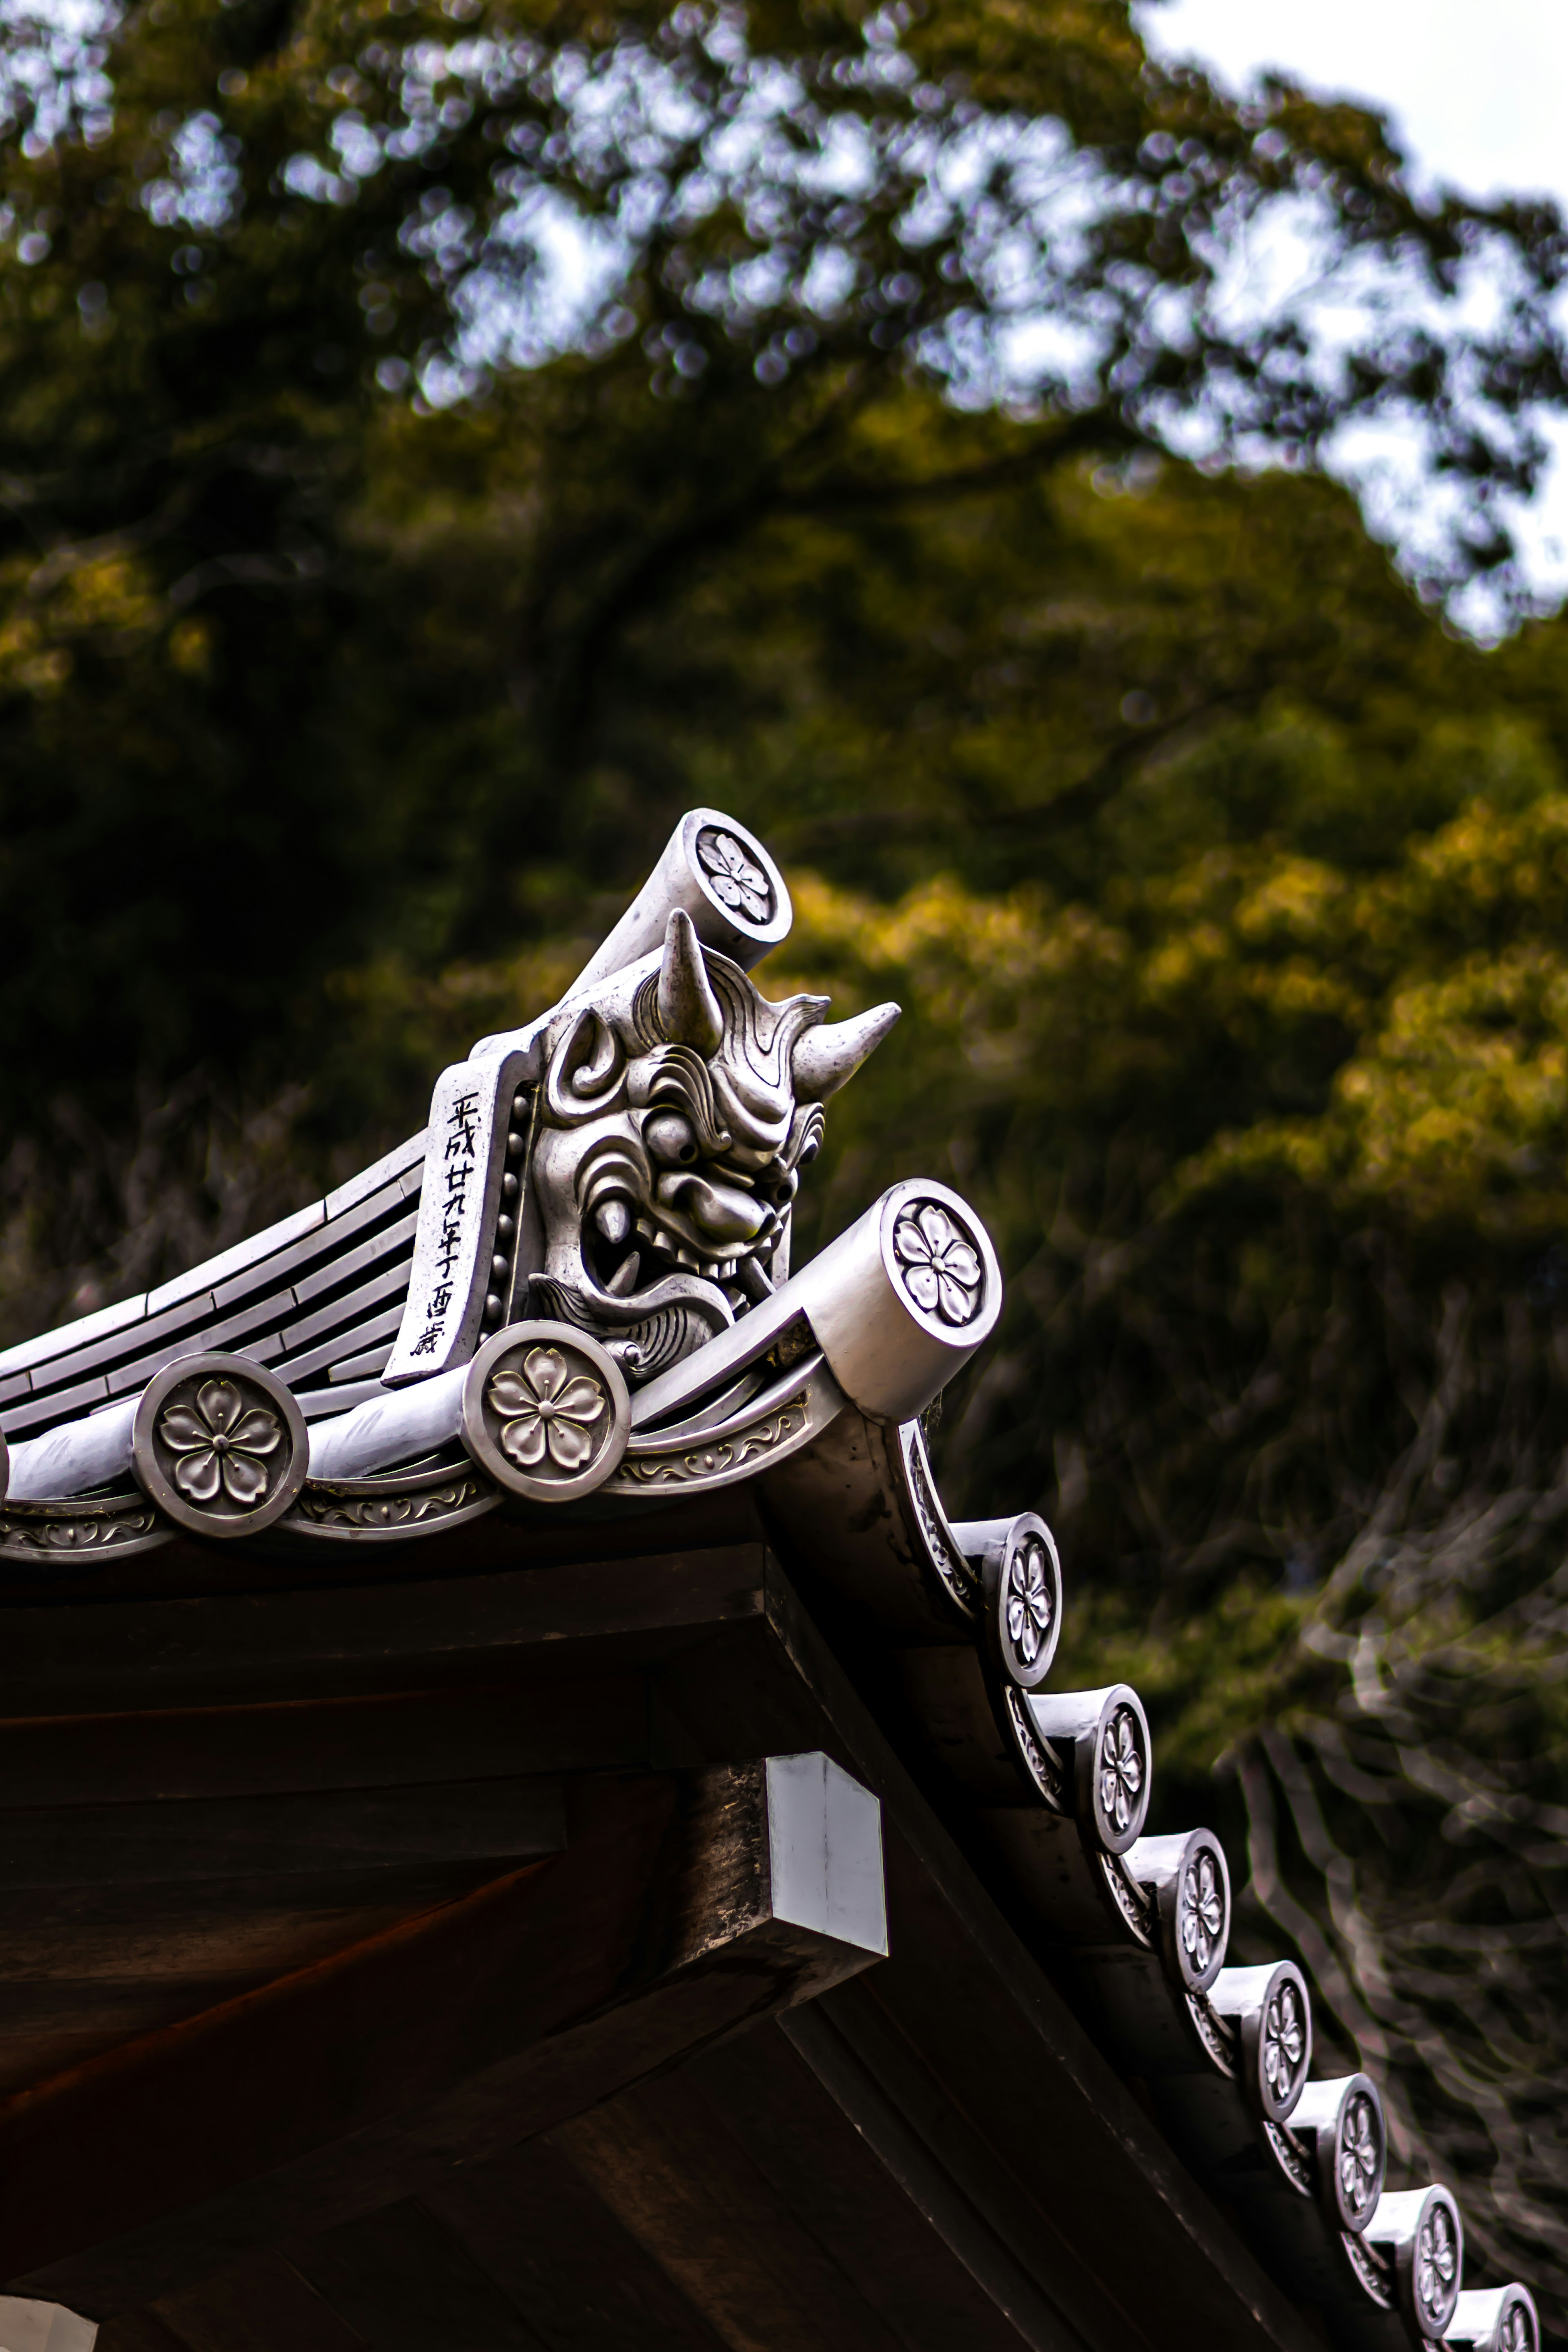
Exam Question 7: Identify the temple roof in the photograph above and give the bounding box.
[0,812,1541,2352]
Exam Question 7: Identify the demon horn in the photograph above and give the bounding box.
[656,908,725,1056]
[791,1002,901,1101]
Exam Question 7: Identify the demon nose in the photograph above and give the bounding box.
[643,1110,701,1168]
[654,1170,774,1246]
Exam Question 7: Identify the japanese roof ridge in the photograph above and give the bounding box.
[0,1134,427,1386]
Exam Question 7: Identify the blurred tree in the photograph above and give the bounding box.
[6,0,1568,2313]
[0,0,1563,1152]
[327,446,1568,2307]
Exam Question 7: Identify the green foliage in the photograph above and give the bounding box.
[8,0,1568,2310]
[0,0,1564,1136]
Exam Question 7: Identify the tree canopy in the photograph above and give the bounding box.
[3,0,1566,1137]
[7,0,1568,2316]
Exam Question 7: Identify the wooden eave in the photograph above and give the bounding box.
[0,1506,1315,2352]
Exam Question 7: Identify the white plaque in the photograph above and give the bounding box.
[383,1050,528,1385]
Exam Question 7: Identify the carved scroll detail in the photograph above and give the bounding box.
[1003,1686,1066,1807]
[1261,2120,1314,2194]
[1184,1991,1238,2076]
[902,1426,978,1614]
[285,1474,497,1539]
[1100,1853,1158,1944]
[607,1390,811,1494]
[0,1494,169,1563]
[1339,2228,1396,2308]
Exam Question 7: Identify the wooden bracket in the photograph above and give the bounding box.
[0,1755,885,2320]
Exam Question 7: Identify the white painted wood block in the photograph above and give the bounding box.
[0,2298,96,2352]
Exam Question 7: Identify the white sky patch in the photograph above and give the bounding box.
[22,0,1550,623]
[142,109,242,228]
[0,0,113,148]
[1139,0,1568,212]
[1475,410,1568,628]
[1322,400,1568,640]
[1139,0,1568,625]
[455,188,632,374]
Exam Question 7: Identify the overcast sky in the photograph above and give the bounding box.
[1136,1,1568,618]
[1140,0,1568,209]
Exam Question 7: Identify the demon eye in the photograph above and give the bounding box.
[643,1110,701,1167]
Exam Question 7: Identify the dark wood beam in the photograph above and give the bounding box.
[0,1777,565,1890]
[0,1551,769,2104]
[280,2202,546,2352]
[89,2312,192,2352]
[143,2252,370,2352]
[419,2137,731,2352]
[0,1543,774,1718]
[0,1681,651,1808]
[552,2074,943,2352]
[4,1536,1322,2352]
[681,2023,1054,2352]
[648,1571,1324,2352]
[0,1757,886,2319]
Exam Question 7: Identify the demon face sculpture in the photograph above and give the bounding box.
[524,910,898,1383]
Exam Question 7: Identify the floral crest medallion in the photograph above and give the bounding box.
[461,1319,631,1502]
[1259,1972,1309,2115]
[131,1353,309,1538]
[1098,1706,1147,1843]
[980,1514,1062,1691]
[1412,2195,1461,2334]
[1176,1838,1229,1988]
[1336,2090,1384,2227]
[891,1200,985,1327]
[696,826,774,926]
[1497,2293,1538,2352]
